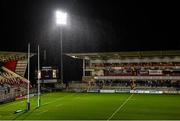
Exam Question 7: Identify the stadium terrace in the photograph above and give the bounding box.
[66,50,180,93]
[0,51,34,103]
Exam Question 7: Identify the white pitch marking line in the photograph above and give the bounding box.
[56,104,63,107]
[37,110,48,115]
[43,93,76,105]
[107,94,134,121]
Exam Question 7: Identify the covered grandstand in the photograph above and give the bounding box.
[66,50,180,93]
[0,51,34,103]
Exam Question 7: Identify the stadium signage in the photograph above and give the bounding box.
[115,90,130,93]
[130,90,163,94]
[163,91,180,94]
[100,90,115,93]
[87,90,99,93]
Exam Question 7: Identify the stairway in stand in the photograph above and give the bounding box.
[15,60,27,77]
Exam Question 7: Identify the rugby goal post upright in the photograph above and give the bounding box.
[27,43,30,110]
[37,45,41,107]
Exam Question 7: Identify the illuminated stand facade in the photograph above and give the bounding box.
[67,51,180,94]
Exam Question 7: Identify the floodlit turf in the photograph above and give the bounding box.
[0,92,180,120]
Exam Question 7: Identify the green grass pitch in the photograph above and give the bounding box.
[0,92,180,120]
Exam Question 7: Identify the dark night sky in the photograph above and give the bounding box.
[1,0,180,82]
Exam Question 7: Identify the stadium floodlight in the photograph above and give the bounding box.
[55,10,68,83]
[56,10,67,25]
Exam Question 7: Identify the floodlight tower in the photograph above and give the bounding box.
[55,10,67,83]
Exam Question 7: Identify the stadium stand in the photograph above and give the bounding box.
[66,51,180,93]
[0,51,34,103]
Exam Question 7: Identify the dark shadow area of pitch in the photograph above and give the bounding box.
[12,93,80,120]
[12,102,54,120]
[13,108,38,120]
